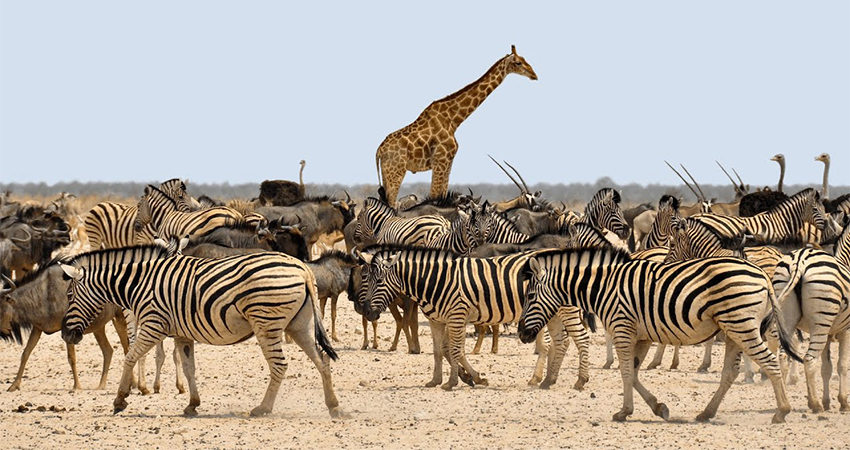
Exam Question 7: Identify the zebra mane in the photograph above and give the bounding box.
[679,218,746,250]
[362,243,462,259]
[145,184,177,207]
[312,249,357,266]
[593,188,621,204]
[532,245,633,263]
[762,188,818,216]
[659,194,680,210]
[364,197,398,216]
[67,244,171,268]
[15,255,72,287]
[402,191,463,210]
[568,222,609,244]
[493,210,525,234]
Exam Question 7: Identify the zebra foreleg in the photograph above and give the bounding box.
[388,301,405,352]
[603,332,615,369]
[612,333,637,422]
[426,320,446,387]
[154,341,165,393]
[490,325,500,354]
[471,325,485,355]
[646,344,666,370]
[173,337,201,417]
[538,317,567,389]
[821,342,833,410]
[670,345,681,370]
[444,318,485,390]
[114,328,164,414]
[837,331,850,411]
[697,339,713,373]
[404,299,420,354]
[529,330,549,386]
[631,341,670,421]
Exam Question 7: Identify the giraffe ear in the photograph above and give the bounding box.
[511,45,517,55]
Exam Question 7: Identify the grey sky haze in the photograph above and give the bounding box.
[1,1,847,188]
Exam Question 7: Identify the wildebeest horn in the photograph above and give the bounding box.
[8,227,31,243]
[343,190,351,203]
[665,161,702,202]
[679,164,707,202]
[503,160,531,193]
[1,274,16,291]
[489,155,525,193]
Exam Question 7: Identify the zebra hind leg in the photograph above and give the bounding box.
[114,328,164,414]
[821,342,832,411]
[631,341,670,421]
[426,320,446,387]
[603,332,615,369]
[837,331,850,411]
[444,320,485,390]
[154,341,165,393]
[612,333,637,422]
[172,343,186,394]
[286,311,347,419]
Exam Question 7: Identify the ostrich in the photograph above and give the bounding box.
[816,153,829,200]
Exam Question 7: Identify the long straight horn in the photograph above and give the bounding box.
[665,161,701,201]
[502,160,531,193]
[489,154,525,193]
[680,164,706,202]
[732,167,745,187]
[715,161,742,194]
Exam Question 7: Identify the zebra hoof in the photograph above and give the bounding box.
[184,406,199,417]
[573,375,588,391]
[475,377,489,387]
[113,399,128,415]
[808,401,824,414]
[441,383,455,391]
[459,371,474,387]
[654,403,670,421]
[695,412,712,423]
[425,380,440,388]
[139,386,151,396]
[771,412,787,424]
[839,403,849,412]
[249,406,270,417]
[408,348,421,355]
[646,362,660,370]
[329,407,351,419]
[612,410,630,422]
[697,366,709,374]
[539,380,554,390]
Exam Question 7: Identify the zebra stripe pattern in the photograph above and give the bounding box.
[59,245,344,418]
[517,246,800,423]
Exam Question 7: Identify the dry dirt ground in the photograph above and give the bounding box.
[1,293,848,450]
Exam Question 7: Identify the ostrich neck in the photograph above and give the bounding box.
[822,161,830,199]
[777,161,785,193]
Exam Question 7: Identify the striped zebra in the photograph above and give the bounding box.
[692,188,825,246]
[84,179,192,249]
[135,185,263,242]
[517,246,801,423]
[642,195,679,250]
[358,197,450,246]
[58,245,344,418]
[355,245,559,390]
[773,244,850,412]
[581,188,630,241]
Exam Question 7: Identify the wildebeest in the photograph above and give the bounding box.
[0,264,130,391]
[256,194,356,258]
[306,250,359,342]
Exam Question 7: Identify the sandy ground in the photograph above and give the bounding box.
[2,293,848,450]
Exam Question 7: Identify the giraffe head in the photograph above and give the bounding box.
[506,45,538,80]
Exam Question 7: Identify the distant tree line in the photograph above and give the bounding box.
[1,179,846,208]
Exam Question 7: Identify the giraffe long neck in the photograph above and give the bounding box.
[435,58,510,130]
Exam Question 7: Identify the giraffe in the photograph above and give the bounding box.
[375,45,538,206]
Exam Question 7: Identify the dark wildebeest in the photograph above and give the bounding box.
[256,194,356,258]
[306,251,359,342]
[0,263,130,391]
[347,264,420,354]
[622,203,654,251]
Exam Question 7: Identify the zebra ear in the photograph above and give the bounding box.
[528,258,543,279]
[178,237,190,253]
[352,248,372,265]
[385,253,401,266]
[60,264,83,282]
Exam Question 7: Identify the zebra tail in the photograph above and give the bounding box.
[766,279,804,364]
[305,267,339,361]
[583,311,598,334]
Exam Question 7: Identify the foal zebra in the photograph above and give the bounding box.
[517,246,800,423]
[59,245,344,418]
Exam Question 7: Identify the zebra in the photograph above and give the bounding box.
[58,245,345,418]
[84,178,192,250]
[354,245,559,390]
[642,195,679,250]
[692,188,826,246]
[358,197,450,246]
[581,188,630,241]
[134,184,264,242]
[517,246,801,423]
[772,244,850,412]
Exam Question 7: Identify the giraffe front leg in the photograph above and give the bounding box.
[429,140,457,199]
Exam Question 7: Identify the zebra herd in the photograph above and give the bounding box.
[2,174,850,425]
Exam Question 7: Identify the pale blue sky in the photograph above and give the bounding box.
[1,1,847,187]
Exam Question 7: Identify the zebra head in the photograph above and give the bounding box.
[663,215,693,263]
[586,188,630,241]
[134,187,154,232]
[517,256,561,344]
[468,202,496,247]
[808,191,827,232]
[353,249,401,322]
[58,263,102,345]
